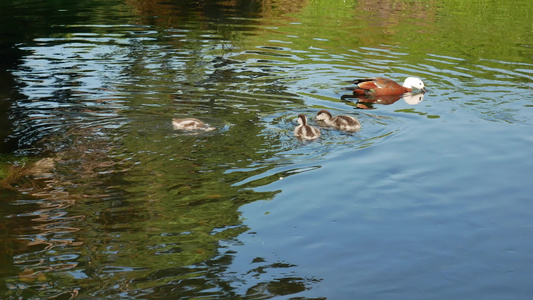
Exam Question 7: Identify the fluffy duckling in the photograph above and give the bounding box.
[316,110,361,132]
[294,114,320,140]
[172,118,215,131]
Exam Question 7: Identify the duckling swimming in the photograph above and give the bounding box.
[294,114,320,140]
[316,110,361,132]
[172,118,215,131]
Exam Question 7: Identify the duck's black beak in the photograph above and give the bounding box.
[421,87,428,93]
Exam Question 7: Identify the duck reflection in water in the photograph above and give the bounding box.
[341,92,425,109]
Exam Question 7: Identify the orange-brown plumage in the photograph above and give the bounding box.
[349,77,426,96]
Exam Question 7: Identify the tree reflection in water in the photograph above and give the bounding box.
[0,0,325,298]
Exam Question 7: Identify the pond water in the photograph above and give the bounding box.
[1,0,532,299]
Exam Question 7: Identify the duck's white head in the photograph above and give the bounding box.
[402,77,427,93]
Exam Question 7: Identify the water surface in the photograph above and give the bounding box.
[1,0,532,299]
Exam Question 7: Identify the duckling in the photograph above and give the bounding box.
[172,118,215,131]
[294,114,320,140]
[316,110,361,132]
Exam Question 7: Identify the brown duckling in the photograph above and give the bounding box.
[316,110,361,132]
[294,114,320,140]
[172,118,215,131]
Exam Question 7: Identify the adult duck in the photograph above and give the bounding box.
[348,77,426,96]
[294,114,320,140]
[316,110,361,132]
